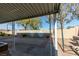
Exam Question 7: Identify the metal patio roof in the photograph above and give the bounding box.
[0,3,60,23]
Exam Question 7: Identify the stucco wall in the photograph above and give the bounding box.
[57,27,78,39]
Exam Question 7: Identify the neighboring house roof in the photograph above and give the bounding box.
[0,3,60,23]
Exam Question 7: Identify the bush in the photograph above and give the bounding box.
[0,32,5,36]
[22,34,27,37]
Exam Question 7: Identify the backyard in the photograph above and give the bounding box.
[0,32,51,56]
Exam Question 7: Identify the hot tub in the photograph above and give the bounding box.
[0,42,8,52]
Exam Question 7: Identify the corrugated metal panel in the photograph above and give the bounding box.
[0,3,60,23]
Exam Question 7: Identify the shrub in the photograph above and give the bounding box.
[0,32,5,36]
[22,34,27,37]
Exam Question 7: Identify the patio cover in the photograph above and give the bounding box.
[0,3,60,23]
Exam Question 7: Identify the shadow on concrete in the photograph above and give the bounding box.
[0,33,56,56]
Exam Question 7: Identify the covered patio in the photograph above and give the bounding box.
[0,3,60,56]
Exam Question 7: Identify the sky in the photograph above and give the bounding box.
[64,19,79,28]
[0,16,79,30]
[0,16,50,30]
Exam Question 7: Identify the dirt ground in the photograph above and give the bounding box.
[58,38,78,56]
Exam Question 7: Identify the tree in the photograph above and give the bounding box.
[16,17,42,30]
[44,4,79,51]
[29,18,42,30]
[67,26,74,29]
[57,3,79,51]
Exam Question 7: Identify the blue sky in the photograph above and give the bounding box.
[0,16,50,30]
[64,19,79,28]
[0,16,79,30]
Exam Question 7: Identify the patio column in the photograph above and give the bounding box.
[49,14,53,56]
[12,22,16,51]
[49,14,58,56]
[53,14,58,55]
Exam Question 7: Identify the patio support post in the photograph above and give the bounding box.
[12,22,16,51]
[52,14,58,56]
[49,14,58,56]
[49,14,53,56]
[53,14,58,55]
[7,23,8,31]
